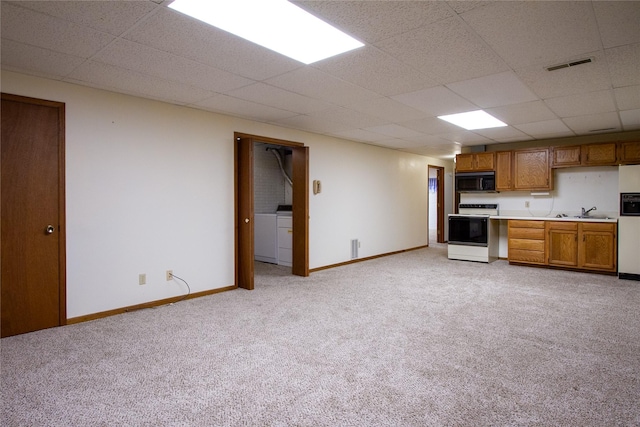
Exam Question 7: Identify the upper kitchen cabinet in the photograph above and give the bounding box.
[582,142,617,166]
[495,151,513,191]
[618,141,640,164]
[455,152,495,172]
[513,148,552,191]
[551,145,582,168]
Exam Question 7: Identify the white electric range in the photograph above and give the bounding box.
[448,204,499,263]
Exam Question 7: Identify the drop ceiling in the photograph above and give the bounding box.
[2,0,639,159]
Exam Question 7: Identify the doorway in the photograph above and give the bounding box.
[235,133,309,290]
[1,93,66,337]
[428,165,445,244]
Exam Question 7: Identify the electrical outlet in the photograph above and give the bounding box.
[166,270,173,281]
[525,201,530,208]
[139,274,146,285]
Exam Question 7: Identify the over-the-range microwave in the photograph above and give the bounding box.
[455,171,496,193]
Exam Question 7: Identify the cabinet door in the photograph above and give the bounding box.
[582,143,617,166]
[495,151,512,190]
[514,148,551,190]
[546,222,578,267]
[578,223,616,271]
[455,154,474,172]
[551,145,581,168]
[475,152,495,171]
[618,141,640,164]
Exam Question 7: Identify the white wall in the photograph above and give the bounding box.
[2,71,453,318]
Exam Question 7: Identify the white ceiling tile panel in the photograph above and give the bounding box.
[398,117,461,135]
[226,83,332,115]
[272,114,352,134]
[473,126,530,141]
[486,101,557,126]
[305,107,389,129]
[193,94,298,122]
[66,61,216,105]
[514,120,573,137]
[1,38,85,79]
[516,51,611,99]
[563,112,622,134]
[462,1,601,69]
[313,46,437,96]
[377,16,509,84]
[544,90,617,118]
[292,0,456,44]
[614,86,640,111]
[447,1,494,15]
[93,39,254,93]
[369,138,422,149]
[1,2,115,58]
[391,86,477,116]
[327,129,388,143]
[345,97,426,123]
[265,67,379,107]
[363,124,424,139]
[435,130,492,145]
[593,1,640,48]
[620,109,640,130]
[124,8,301,81]
[605,43,640,88]
[447,72,538,108]
[11,0,158,36]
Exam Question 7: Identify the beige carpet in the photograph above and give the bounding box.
[2,243,639,426]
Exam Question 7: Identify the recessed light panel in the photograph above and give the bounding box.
[437,110,508,130]
[168,0,364,64]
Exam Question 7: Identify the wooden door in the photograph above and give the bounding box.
[455,154,474,172]
[1,93,66,337]
[546,222,578,267]
[291,146,309,276]
[578,223,616,272]
[551,145,581,168]
[475,152,495,171]
[495,151,512,191]
[235,137,255,290]
[582,143,617,166]
[513,148,551,190]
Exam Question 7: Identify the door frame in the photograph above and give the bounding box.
[1,93,67,331]
[234,132,309,290]
[428,165,445,244]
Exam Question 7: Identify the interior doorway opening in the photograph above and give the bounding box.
[428,165,445,244]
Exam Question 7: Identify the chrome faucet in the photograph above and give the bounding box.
[581,206,597,217]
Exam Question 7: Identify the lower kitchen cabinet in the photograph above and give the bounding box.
[508,220,617,273]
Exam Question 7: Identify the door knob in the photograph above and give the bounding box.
[45,225,55,234]
[244,218,250,223]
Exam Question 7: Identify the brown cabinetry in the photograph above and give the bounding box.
[513,148,552,191]
[582,142,617,166]
[495,151,513,191]
[618,141,640,164]
[508,220,545,265]
[551,145,582,168]
[508,220,617,273]
[455,152,495,172]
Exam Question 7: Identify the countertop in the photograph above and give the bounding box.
[491,215,617,223]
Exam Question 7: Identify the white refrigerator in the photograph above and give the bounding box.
[618,165,640,280]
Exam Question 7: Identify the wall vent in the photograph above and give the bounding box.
[546,57,593,72]
[351,239,359,259]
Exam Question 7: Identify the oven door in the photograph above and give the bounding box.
[448,215,489,247]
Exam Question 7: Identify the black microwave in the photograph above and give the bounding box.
[455,171,496,192]
[621,193,640,216]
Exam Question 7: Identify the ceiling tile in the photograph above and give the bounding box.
[124,8,302,81]
[516,51,611,99]
[398,117,461,135]
[447,1,494,15]
[12,0,158,36]
[620,109,640,131]
[272,114,352,134]
[462,1,601,68]
[363,124,424,139]
[377,16,509,84]
[435,130,492,145]
[593,1,640,48]
[194,94,299,122]
[563,112,621,134]
[545,90,616,118]
[0,38,85,79]
[305,107,388,129]
[66,61,216,105]
[313,46,437,96]
[292,0,456,44]
[391,86,477,116]
[93,39,254,93]
[614,86,640,111]
[514,120,573,137]
[447,71,538,108]
[1,2,114,58]
[225,83,331,114]
[485,101,557,125]
[606,43,640,88]
[327,129,387,143]
[345,97,426,123]
[265,67,379,107]
[473,126,530,142]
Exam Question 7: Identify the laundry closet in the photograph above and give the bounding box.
[253,142,293,267]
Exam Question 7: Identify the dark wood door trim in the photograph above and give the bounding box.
[1,92,66,335]
[428,165,446,244]
[291,146,309,276]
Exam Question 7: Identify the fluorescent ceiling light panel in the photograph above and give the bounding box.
[168,0,364,64]
[437,110,508,130]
